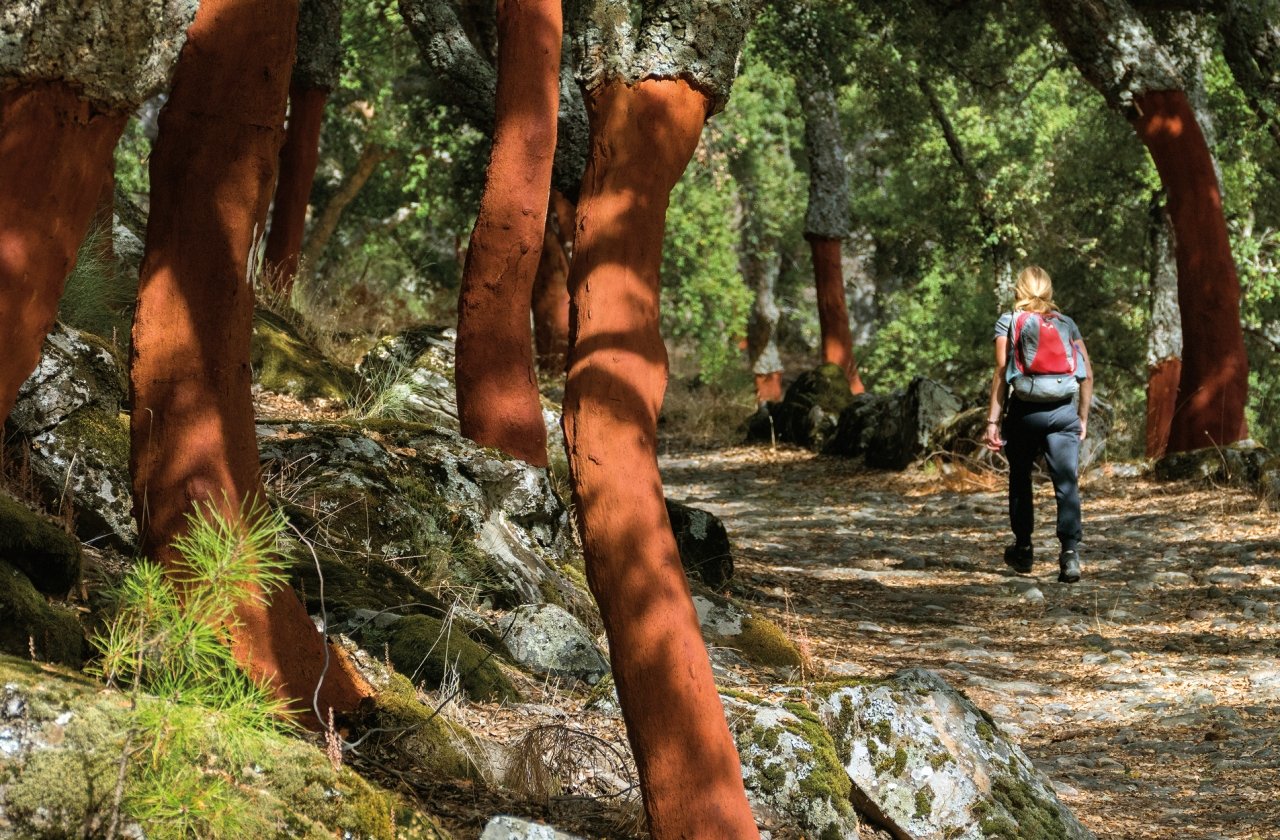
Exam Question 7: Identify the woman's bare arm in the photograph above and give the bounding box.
[984,336,1009,451]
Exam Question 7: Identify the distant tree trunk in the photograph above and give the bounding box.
[797,76,864,393]
[744,248,783,403]
[1043,0,1249,453]
[130,0,372,727]
[0,83,125,423]
[264,0,344,296]
[454,0,561,466]
[299,141,391,274]
[563,4,762,836]
[264,84,328,293]
[1146,205,1182,459]
[532,192,574,374]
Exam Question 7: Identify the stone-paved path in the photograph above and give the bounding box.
[660,446,1280,840]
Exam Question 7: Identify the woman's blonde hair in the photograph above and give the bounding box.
[1013,265,1057,314]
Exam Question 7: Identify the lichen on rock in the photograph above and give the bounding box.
[818,668,1095,840]
[722,691,860,838]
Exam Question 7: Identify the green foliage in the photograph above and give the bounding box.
[93,500,297,838]
[58,222,136,341]
[662,147,753,383]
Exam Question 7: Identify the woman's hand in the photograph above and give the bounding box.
[1079,416,1088,441]
[983,421,1003,451]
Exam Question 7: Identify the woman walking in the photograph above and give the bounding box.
[983,266,1094,583]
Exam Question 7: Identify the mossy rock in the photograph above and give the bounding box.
[0,655,452,839]
[722,692,859,837]
[28,405,135,549]
[692,586,802,670]
[252,309,356,401]
[817,668,1094,840]
[0,560,84,665]
[0,493,81,593]
[384,614,519,703]
[363,673,479,782]
[763,364,856,450]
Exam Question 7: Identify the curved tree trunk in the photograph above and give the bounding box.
[130,0,372,727]
[1146,205,1181,459]
[264,83,329,295]
[0,82,126,423]
[1131,90,1248,451]
[532,193,573,374]
[454,0,561,466]
[298,140,390,280]
[563,78,760,840]
[809,234,865,393]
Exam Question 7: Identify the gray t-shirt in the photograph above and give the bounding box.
[995,311,1088,378]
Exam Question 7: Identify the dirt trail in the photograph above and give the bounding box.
[660,445,1280,840]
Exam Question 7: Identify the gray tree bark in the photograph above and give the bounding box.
[399,0,588,198]
[1,0,199,110]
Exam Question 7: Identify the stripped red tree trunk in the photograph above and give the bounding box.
[454,0,560,466]
[130,0,372,727]
[563,78,760,840]
[0,82,125,422]
[532,193,573,374]
[264,83,328,294]
[1131,90,1248,451]
[809,234,865,394]
[1145,204,1181,459]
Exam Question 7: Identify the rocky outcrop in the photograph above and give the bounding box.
[827,377,962,469]
[495,603,608,685]
[5,325,133,548]
[723,691,862,839]
[1154,439,1272,489]
[480,816,583,840]
[819,668,1094,840]
[692,589,802,673]
[251,310,355,402]
[666,499,734,588]
[747,363,855,451]
[257,420,595,628]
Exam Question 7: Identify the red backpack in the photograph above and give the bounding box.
[1005,311,1080,402]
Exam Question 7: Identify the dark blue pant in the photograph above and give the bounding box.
[1002,398,1082,550]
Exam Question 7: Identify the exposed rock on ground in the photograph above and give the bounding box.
[827,377,962,469]
[747,363,855,451]
[5,325,133,548]
[252,309,356,402]
[0,655,451,839]
[723,690,862,838]
[480,815,582,839]
[1154,439,1276,495]
[257,420,594,628]
[666,498,734,588]
[496,604,608,685]
[820,668,1094,840]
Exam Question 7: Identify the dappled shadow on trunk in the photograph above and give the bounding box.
[130,0,371,729]
[562,78,760,838]
[0,82,125,423]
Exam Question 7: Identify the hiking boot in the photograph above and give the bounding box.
[1003,544,1034,574]
[1058,549,1082,584]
